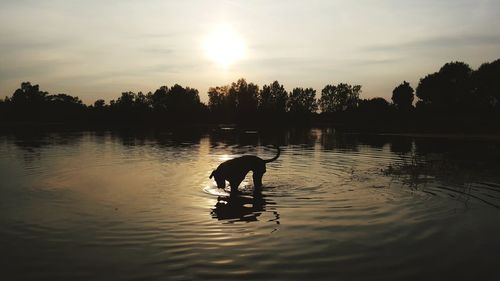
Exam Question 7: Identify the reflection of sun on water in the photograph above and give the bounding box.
[203,25,246,68]
[218,154,233,161]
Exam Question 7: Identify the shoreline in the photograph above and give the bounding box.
[1,121,500,141]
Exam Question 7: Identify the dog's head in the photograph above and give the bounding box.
[209,169,226,189]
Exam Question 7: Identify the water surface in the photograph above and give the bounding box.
[1,129,500,280]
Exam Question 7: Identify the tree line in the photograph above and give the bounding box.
[0,59,499,129]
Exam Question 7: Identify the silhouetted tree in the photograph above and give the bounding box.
[140,84,206,123]
[46,93,83,105]
[415,73,439,111]
[135,92,150,110]
[207,79,260,123]
[474,59,500,110]
[319,83,361,113]
[3,60,499,130]
[229,78,259,115]
[258,81,288,114]
[114,92,137,110]
[109,91,151,122]
[287,87,318,114]
[440,62,473,108]
[8,82,49,120]
[416,61,473,112]
[0,98,7,120]
[164,84,203,115]
[358,97,390,114]
[11,82,47,106]
[88,99,108,123]
[44,93,85,121]
[3,82,90,122]
[208,85,232,121]
[94,99,106,108]
[150,86,169,112]
[112,92,136,109]
[392,81,414,110]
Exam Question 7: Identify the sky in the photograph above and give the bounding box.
[1,0,500,104]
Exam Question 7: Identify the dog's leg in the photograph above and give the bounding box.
[230,179,243,193]
[253,172,264,188]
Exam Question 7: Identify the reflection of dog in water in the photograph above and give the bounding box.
[210,146,280,192]
[211,189,280,225]
[211,191,266,222]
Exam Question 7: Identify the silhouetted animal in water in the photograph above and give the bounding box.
[210,146,281,192]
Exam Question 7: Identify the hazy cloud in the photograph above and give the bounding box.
[363,34,500,53]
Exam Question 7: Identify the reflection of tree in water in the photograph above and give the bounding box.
[13,131,82,149]
[10,131,83,164]
[211,188,280,226]
[320,128,359,151]
[111,129,205,147]
[208,127,288,149]
[389,136,413,154]
[356,134,390,149]
[384,138,500,209]
[208,128,259,148]
[283,128,317,147]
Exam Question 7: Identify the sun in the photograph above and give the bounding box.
[203,26,246,68]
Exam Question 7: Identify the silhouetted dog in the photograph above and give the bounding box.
[210,146,280,192]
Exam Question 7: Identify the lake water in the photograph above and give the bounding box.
[1,128,500,281]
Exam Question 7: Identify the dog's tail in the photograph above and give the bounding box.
[264,146,281,163]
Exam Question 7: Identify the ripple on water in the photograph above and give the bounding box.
[203,185,231,197]
[2,131,500,281]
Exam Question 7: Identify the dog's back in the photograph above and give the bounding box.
[218,155,264,177]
